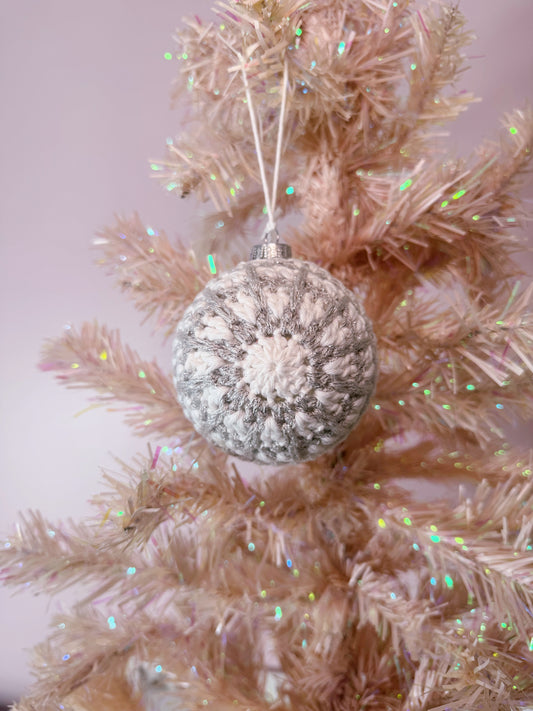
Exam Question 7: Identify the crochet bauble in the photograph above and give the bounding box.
[172,244,378,464]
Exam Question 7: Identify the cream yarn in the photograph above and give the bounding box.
[172,258,378,464]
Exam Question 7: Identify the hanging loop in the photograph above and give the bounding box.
[222,38,290,257]
[234,48,289,238]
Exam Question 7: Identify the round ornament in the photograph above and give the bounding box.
[172,244,378,464]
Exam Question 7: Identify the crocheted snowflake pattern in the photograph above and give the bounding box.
[172,258,378,464]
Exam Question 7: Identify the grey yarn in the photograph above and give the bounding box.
[172,258,378,464]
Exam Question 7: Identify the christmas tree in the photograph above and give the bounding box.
[2,0,533,709]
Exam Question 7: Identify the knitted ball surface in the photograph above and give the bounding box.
[172,258,378,464]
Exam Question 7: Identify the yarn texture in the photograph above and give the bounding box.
[172,258,378,464]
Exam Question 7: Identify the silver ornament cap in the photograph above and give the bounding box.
[250,240,292,260]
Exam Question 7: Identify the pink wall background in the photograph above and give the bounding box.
[1,0,532,702]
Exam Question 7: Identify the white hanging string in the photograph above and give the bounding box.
[239,61,276,233]
[238,53,289,240]
[270,58,289,225]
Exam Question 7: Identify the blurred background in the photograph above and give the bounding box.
[0,0,532,705]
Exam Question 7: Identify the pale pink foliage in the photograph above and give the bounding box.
[1,0,533,709]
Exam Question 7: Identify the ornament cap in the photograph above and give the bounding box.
[250,241,292,260]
